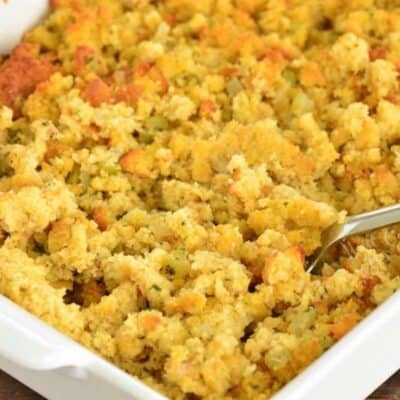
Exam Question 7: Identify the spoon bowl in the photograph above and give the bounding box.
[307,203,400,272]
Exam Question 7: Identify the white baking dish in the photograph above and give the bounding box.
[0,0,49,54]
[0,1,399,399]
[1,291,399,400]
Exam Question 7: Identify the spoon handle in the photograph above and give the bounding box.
[342,203,400,239]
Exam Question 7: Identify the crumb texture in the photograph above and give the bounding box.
[0,1,399,399]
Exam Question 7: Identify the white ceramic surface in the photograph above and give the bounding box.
[0,0,49,54]
[0,296,165,400]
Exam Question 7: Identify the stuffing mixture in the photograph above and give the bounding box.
[1,0,400,399]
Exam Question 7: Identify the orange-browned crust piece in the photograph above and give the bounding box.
[0,43,57,115]
[119,148,152,178]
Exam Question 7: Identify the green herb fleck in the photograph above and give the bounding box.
[163,265,175,275]
[85,56,95,64]
[164,250,191,279]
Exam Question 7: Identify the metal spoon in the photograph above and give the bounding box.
[307,203,400,273]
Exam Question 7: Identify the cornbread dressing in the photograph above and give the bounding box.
[0,0,399,398]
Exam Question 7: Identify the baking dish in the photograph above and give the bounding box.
[1,291,399,400]
[0,1,400,399]
[0,0,48,54]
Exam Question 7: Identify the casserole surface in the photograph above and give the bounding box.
[0,1,399,399]
[1,291,399,400]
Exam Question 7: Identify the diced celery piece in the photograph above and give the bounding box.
[66,164,80,184]
[102,164,121,175]
[291,90,314,115]
[226,78,244,97]
[282,68,298,84]
[139,131,156,144]
[144,115,169,130]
